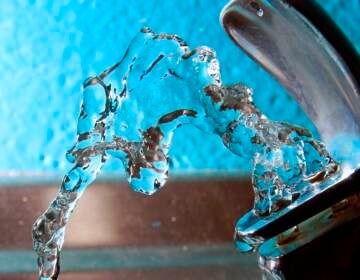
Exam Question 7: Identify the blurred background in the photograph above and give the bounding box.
[0,0,359,279]
[0,0,359,180]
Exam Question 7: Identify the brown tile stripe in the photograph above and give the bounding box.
[0,179,253,249]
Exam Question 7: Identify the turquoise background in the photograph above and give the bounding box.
[0,0,359,182]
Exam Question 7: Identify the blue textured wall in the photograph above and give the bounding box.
[0,0,359,182]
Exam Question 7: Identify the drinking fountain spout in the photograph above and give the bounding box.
[221,0,360,146]
[221,0,360,278]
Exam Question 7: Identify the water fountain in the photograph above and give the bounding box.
[31,1,360,279]
[221,0,360,278]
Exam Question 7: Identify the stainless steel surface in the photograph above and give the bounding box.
[234,169,360,250]
[258,215,360,279]
[221,0,360,145]
[220,1,360,278]
[259,192,360,259]
[221,0,360,253]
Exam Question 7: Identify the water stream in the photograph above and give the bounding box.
[32,28,338,279]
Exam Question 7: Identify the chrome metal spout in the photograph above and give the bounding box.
[221,0,360,146]
[221,1,360,278]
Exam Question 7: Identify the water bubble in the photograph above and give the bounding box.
[250,1,264,17]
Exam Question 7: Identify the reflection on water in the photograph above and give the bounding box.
[32,28,338,279]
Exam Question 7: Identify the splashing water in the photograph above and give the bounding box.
[32,28,338,279]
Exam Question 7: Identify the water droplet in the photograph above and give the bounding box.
[250,1,264,17]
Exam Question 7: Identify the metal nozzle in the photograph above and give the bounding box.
[221,0,360,278]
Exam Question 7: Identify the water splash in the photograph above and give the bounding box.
[32,28,338,279]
